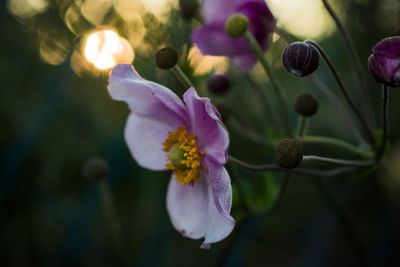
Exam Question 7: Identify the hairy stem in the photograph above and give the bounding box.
[305,40,375,144]
[376,85,389,161]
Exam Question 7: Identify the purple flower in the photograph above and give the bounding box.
[108,64,235,249]
[192,0,275,72]
[368,36,400,87]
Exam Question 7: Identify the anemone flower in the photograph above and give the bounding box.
[108,64,235,249]
[368,36,400,87]
[192,0,275,72]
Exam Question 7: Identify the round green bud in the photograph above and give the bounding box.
[156,47,178,69]
[169,143,188,169]
[82,157,109,181]
[295,93,319,117]
[274,138,303,169]
[179,0,199,20]
[225,14,249,38]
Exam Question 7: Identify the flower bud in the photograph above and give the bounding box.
[225,14,249,38]
[295,93,319,117]
[282,41,320,77]
[274,138,303,169]
[207,75,231,95]
[368,36,400,87]
[156,47,178,69]
[82,157,109,181]
[179,0,199,20]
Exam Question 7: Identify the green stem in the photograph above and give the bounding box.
[305,40,375,144]
[245,75,282,134]
[297,116,307,137]
[244,30,289,131]
[321,0,375,130]
[173,65,193,89]
[98,180,128,264]
[377,85,389,161]
[302,155,373,167]
[301,136,373,158]
[228,155,358,177]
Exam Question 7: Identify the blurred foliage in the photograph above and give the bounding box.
[1,0,400,266]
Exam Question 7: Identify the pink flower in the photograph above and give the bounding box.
[191,0,275,72]
[108,64,235,248]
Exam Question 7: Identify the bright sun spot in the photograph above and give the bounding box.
[266,0,337,40]
[84,29,134,70]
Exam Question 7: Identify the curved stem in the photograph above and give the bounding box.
[302,155,374,167]
[98,180,128,264]
[305,40,375,144]
[377,85,389,161]
[321,0,375,129]
[310,177,370,267]
[307,75,367,146]
[301,136,373,158]
[228,155,358,177]
[244,30,290,132]
[297,116,307,137]
[173,65,193,89]
[244,74,282,134]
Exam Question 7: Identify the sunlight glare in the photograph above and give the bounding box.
[84,29,134,70]
[266,0,336,40]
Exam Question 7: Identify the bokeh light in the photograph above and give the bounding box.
[83,29,134,70]
[188,45,229,76]
[39,30,70,65]
[140,0,178,16]
[7,0,49,19]
[266,0,337,39]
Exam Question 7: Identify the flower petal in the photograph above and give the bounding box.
[183,87,229,165]
[166,160,235,248]
[202,0,237,24]
[124,113,179,170]
[232,53,258,72]
[109,64,188,125]
[372,36,400,58]
[201,156,235,248]
[166,174,209,239]
[191,24,253,57]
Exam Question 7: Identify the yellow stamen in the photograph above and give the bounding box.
[163,125,203,185]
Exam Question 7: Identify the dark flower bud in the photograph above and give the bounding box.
[207,75,231,95]
[295,93,319,117]
[156,47,178,69]
[274,138,303,169]
[225,14,249,38]
[82,157,109,181]
[368,36,400,87]
[282,41,320,77]
[179,0,199,20]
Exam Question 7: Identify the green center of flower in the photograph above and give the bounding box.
[168,143,188,169]
[162,125,204,185]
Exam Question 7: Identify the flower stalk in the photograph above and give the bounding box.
[98,180,127,263]
[321,0,375,129]
[173,65,194,89]
[376,85,389,161]
[244,30,290,131]
[301,135,373,158]
[302,155,374,167]
[228,155,358,177]
[305,40,375,144]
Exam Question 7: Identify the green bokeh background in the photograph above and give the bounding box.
[1,0,400,266]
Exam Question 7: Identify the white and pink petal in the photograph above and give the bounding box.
[183,88,229,165]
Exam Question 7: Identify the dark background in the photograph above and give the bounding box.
[1,0,400,266]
